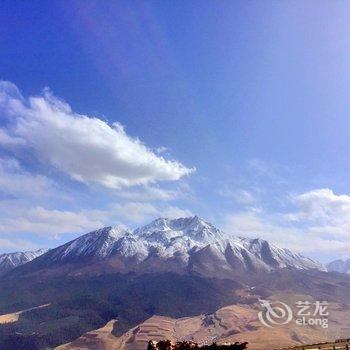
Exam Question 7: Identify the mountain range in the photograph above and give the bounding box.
[0,216,348,350]
[4,216,325,278]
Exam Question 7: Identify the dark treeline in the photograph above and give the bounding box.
[148,340,248,350]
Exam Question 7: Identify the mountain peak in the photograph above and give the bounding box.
[136,216,207,231]
[134,216,227,245]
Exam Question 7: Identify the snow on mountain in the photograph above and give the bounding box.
[238,237,324,270]
[327,259,350,274]
[0,248,48,276]
[19,216,324,277]
[47,226,132,261]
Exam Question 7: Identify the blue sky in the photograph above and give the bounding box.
[1,1,350,262]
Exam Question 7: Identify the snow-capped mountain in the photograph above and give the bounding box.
[0,248,48,276]
[11,216,325,278]
[327,258,350,274]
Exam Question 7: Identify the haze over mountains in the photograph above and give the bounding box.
[3,216,325,278]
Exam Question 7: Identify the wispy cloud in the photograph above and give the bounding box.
[0,238,39,251]
[218,188,256,205]
[104,202,191,223]
[0,157,56,198]
[118,186,179,201]
[0,204,106,237]
[0,198,193,239]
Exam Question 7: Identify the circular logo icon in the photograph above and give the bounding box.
[258,299,293,328]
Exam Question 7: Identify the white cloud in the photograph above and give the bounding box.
[289,188,350,223]
[285,188,350,241]
[0,82,197,249]
[0,81,194,189]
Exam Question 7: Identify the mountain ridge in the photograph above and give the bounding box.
[0,248,48,276]
[7,216,325,278]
